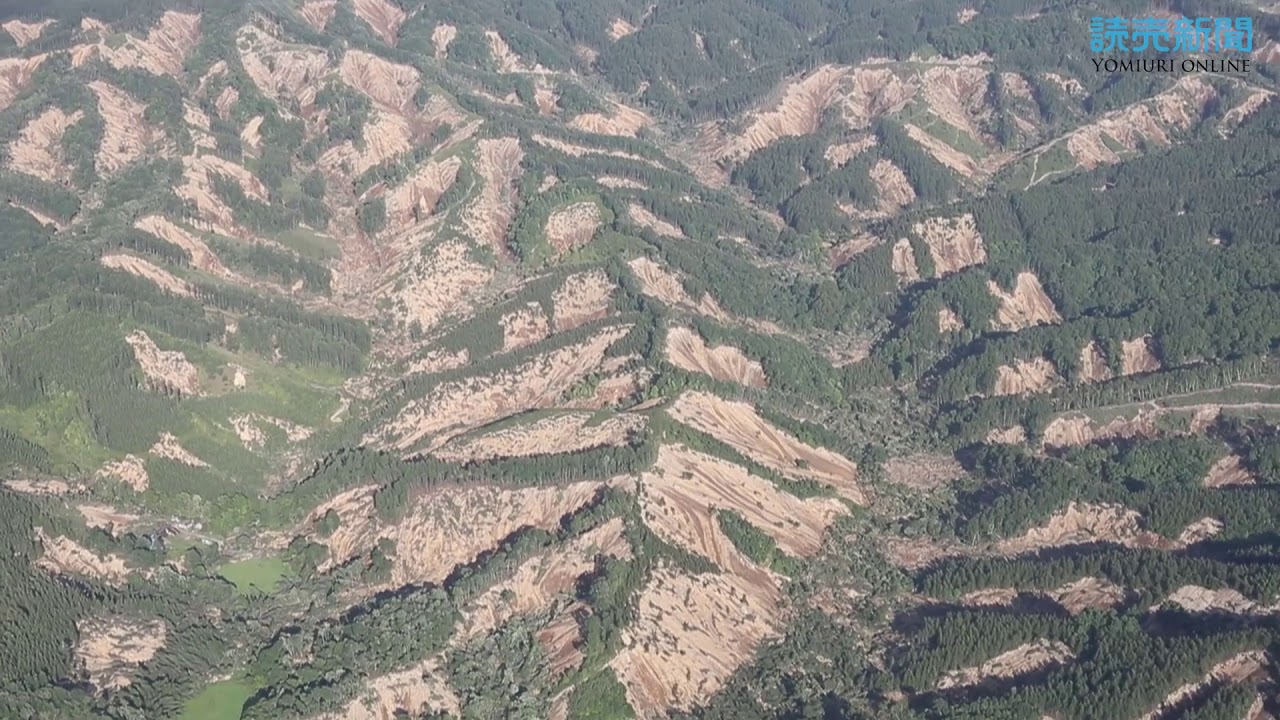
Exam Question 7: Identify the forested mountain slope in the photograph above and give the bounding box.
[1,0,1279,719]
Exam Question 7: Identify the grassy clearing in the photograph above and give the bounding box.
[217,557,292,594]
[178,679,255,720]
[274,227,341,260]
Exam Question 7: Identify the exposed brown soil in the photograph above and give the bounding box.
[75,616,166,691]
[464,137,524,255]
[626,257,730,321]
[870,159,916,215]
[177,153,271,236]
[214,85,239,118]
[532,133,662,166]
[431,24,456,59]
[569,102,651,137]
[88,81,155,175]
[1079,341,1112,383]
[828,233,880,269]
[0,55,47,111]
[149,433,209,467]
[708,64,849,161]
[485,30,531,73]
[434,412,645,463]
[306,481,604,587]
[4,479,73,495]
[1204,454,1256,488]
[597,175,647,189]
[1041,410,1161,449]
[665,326,767,388]
[641,445,849,568]
[317,657,459,720]
[236,25,328,109]
[2,19,52,47]
[384,156,461,236]
[551,269,615,332]
[1177,516,1225,545]
[125,330,201,396]
[77,505,140,533]
[608,18,638,40]
[985,425,1027,444]
[545,201,602,253]
[299,0,336,31]
[904,122,980,177]
[1138,650,1269,720]
[1057,77,1215,172]
[1122,335,1161,375]
[937,639,1072,690]
[993,357,1060,396]
[353,0,406,45]
[883,453,965,490]
[1221,88,1275,131]
[135,215,229,277]
[385,238,493,335]
[1163,585,1277,615]
[239,114,263,153]
[341,49,419,111]
[627,203,685,238]
[230,413,313,449]
[610,565,782,716]
[96,455,149,492]
[988,272,1061,331]
[100,254,191,296]
[1049,576,1130,614]
[539,607,590,678]
[455,519,630,640]
[377,325,632,452]
[937,307,965,333]
[35,528,130,586]
[667,391,864,503]
[824,136,877,167]
[87,11,200,79]
[914,213,987,277]
[407,348,469,377]
[995,502,1169,555]
[891,238,922,283]
[499,302,552,352]
[10,106,82,183]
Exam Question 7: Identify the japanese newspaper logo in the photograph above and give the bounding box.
[1090,16,1253,52]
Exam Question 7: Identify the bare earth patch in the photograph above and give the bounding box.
[545,201,602,253]
[485,30,530,73]
[5,479,72,495]
[1041,410,1161,449]
[88,81,155,175]
[1163,585,1276,615]
[937,640,1073,690]
[627,257,729,320]
[914,214,986,276]
[569,102,651,137]
[230,413,313,449]
[499,302,552,352]
[456,519,631,640]
[376,325,631,452]
[240,115,263,153]
[353,0,406,45]
[317,657,459,720]
[1204,454,1256,488]
[1079,341,1112,383]
[149,433,209,467]
[667,391,864,503]
[995,502,1170,555]
[627,203,684,238]
[904,123,980,177]
[384,156,461,236]
[75,616,167,692]
[464,137,524,255]
[10,107,82,183]
[0,55,47,111]
[78,11,199,79]
[96,455,149,492]
[665,326,767,388]
[612,565,781,716]
[988,272,1062,331]
[993,357,1060,396]
[608,18,637,40]
[891,238,922,283]
[392,239,495,335]
[824,136,877,167]
[237,25,328,108]
[532,133,662,166]
[1049,576,1130,614]
[870,159,916,215]
[77,505,140,533]
[100,254,191,296]
[2,19,53,47]
[299,0,337,31]
[434,412,645,463]
[552,269,615,332]
[125,330,201,396]
[135,215,229,277]
[306,482,604,586]
[432,24,456,59]
[35,528,130,586]
[176,153,271,236]
[1122,335,1161,375]
[937,307,964,333]
[707,64,848,161]
[985,425,1027,444]
[1138,650,1269,720]
[597,175,647,189]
